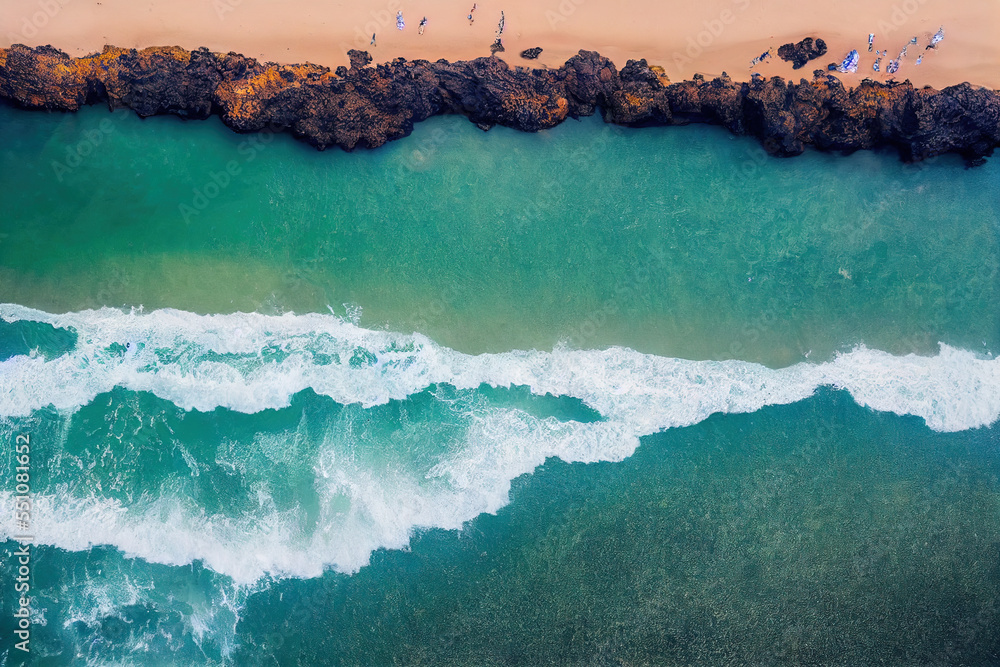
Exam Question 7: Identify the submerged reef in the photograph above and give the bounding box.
[1,44,998,162]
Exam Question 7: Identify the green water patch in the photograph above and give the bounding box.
[0,318,77,361]
[0,542,235,666]
[0,383,607,665]
[3,390,998,665]
[473,384,603,424]
[233,388,1000,665]
[1,382,602,522]
[1,105,998,365]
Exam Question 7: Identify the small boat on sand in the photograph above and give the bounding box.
[837,49,859,73]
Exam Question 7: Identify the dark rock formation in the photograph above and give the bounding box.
[520,47,543,60]
[1,44,998,162]
[778,38,828,70]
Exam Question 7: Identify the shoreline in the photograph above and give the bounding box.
[1,0,998,91]
[1,43,998,164]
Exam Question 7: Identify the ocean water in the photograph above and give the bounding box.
[0,103,998,665]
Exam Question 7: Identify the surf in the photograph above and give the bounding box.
[2,304,999,585]
[2,304,998,432]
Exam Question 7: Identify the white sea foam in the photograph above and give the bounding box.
[2,304,999,583]
[0,413,635,585]
[49,538,246,663]
[2,304,997,432]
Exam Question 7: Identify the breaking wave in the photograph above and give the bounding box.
[2,304,998,584]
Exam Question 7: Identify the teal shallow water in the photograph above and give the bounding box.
[1,103,999,665]
[236,390,1000,665]
[1,104,998,366]
[1,390,998,664]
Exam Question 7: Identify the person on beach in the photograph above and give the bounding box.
[468,3,476,24]
[749,48,772,69]
[927,26,944,49]
[396,10,405,30]
[868,33,874,52]
[370,33,376,46]
[419,17,427,35]
[491,11,505,52]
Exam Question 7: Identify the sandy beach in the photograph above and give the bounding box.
[2,0,998,89]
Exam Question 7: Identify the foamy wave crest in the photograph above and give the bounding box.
[2,304,998,583]
[2,304,997,432]
[0,412,636,584]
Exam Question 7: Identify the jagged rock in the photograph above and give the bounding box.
[520,47,542,60]
[619,59,662,86]
[0,44,997,162]
[347,49,372,70]
[777,38,828,70]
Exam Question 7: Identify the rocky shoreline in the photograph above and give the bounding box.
[1,44,998,163]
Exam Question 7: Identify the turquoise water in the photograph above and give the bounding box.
[1,103,999,664]
[2,105,998,365]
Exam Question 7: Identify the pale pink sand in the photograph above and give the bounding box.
[3,0,998,89]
